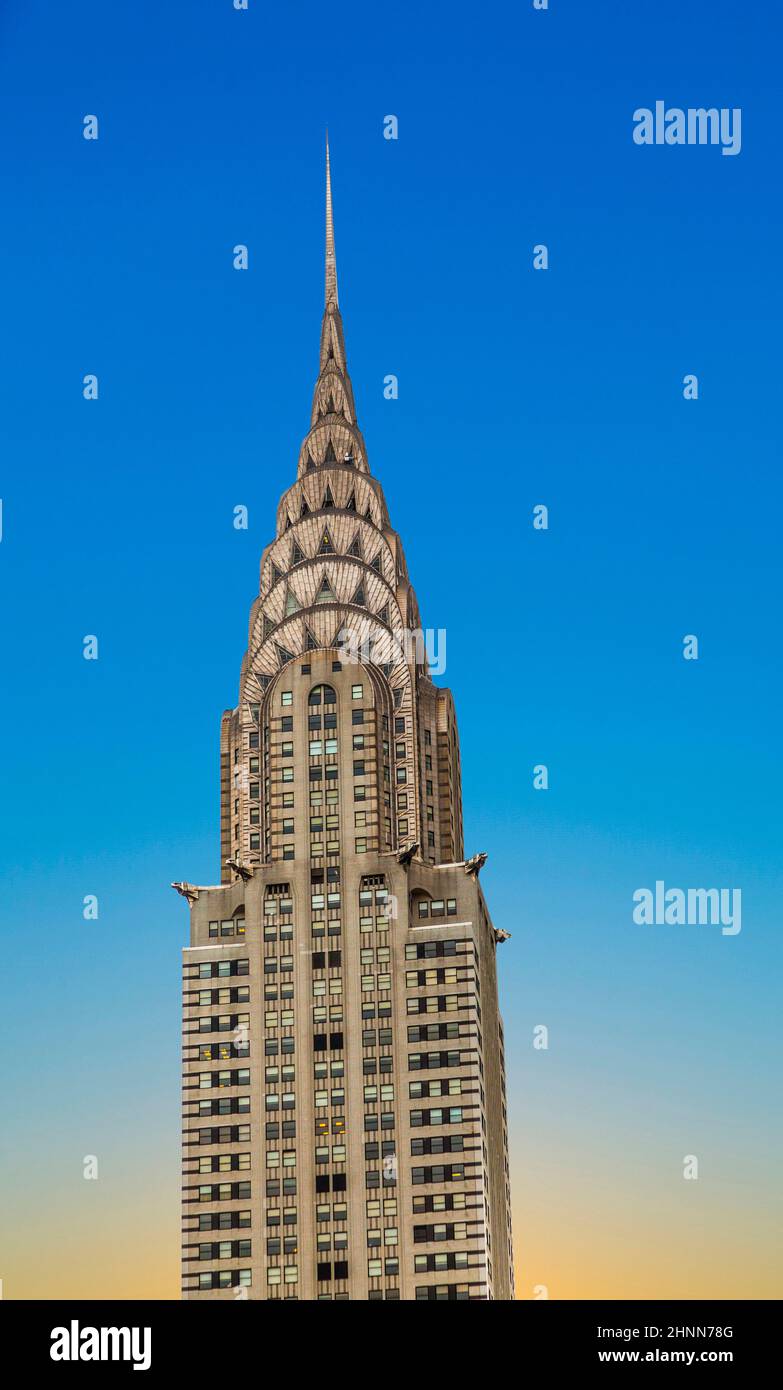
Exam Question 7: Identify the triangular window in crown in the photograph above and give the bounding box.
[371,551,383,575]
[304,625,319,651]
[377,603,389,625]
[285,588,301,616]
[326,394,336,415]
[324,439,337,463]
[318,528,335,556]
[291,540,305,566]
[306,452,316,471]
[263,614,275,639]
[322,485,335,509]
[365,504,373,520]
[381,662,393,678]
[275,643,294,667]
[258,673,271,690]
[284,515,292,530]
[315,576,337,604]
[347,533,362,559]
[345,490,356,512]
[352,582,366,606]
[300,498,310,517]
[271,562,284,584]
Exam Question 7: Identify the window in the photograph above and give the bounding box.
[352,684,363,699]
[281,692,292,706]
[309,684,336,706]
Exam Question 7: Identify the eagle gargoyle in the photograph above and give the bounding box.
[396,841,420,868]
[171,881,200,904]
[224,858,253,882]
[464,852,488,878]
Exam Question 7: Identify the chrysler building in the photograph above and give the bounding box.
[174,141,514,1300]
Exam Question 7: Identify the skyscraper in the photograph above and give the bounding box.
[175,141,514,1301]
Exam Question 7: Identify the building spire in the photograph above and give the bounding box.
[325,131,338,307]
[292,133,367,479]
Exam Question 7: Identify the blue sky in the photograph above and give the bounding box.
[0,0,780,1297]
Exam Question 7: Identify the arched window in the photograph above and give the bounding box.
[309,684,337,706]
[411,889,432,921]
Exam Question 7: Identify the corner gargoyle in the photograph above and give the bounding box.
[464,852,488,878]
[396,841,420,868]
[224,858,253,882]
[171,881,200,904]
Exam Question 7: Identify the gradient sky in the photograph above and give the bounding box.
[0,0,781,1300]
